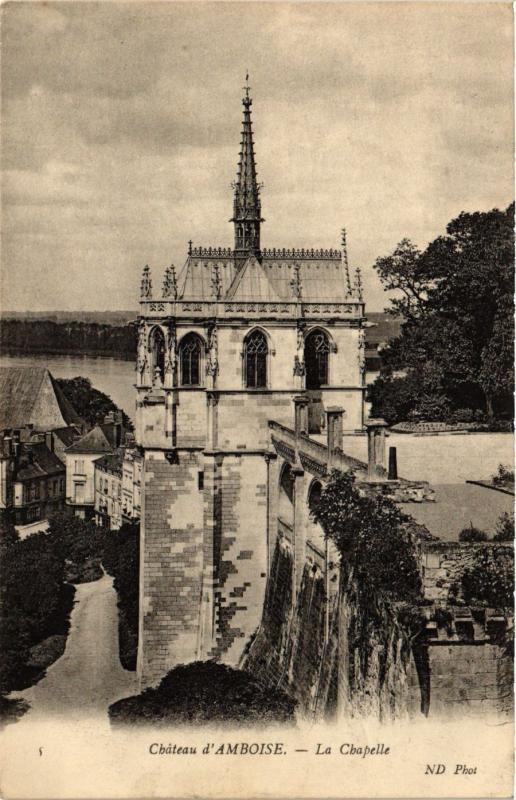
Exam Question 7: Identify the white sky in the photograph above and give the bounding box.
[1,2,513,312]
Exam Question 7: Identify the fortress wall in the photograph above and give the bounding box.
[427,643,513,717]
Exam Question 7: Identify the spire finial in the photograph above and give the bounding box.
[163,264,178,300]
[243,71,251,101]
[341,227,353,297]
[354,265,363,302]
[140,265,152,299]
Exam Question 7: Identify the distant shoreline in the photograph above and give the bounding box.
[0,347,134,361]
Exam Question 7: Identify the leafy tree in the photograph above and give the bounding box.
[493,512,515,542]
[311,470,421,603]
[57,376,133,430]
[371,203,514,423]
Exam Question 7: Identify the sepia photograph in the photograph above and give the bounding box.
[0,2,514,798]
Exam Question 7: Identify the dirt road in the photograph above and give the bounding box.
[10,571,138,722]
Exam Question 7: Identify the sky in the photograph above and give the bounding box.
[1,1,513,312]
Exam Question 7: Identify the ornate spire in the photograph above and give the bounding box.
[231,74,264,256]
[354,265,363,301]
[162,264,178,299]
[140,265,152,299]
[341,228,353,296]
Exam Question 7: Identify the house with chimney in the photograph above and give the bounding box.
[0,432,66,529]
[65,411,125,519]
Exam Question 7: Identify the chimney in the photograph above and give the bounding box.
[365,418,389,480]
[293,395,309,437]
[45,432,54,452]
[325,407,345,468]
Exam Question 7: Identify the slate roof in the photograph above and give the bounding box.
[0,367,82,431]
[15,441,65,481]
[65,422,123,455]
[95,451,124,476]
[177,251,349,303]
[52,426,82,448]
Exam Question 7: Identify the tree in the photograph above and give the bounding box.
[371,203,514,423]
[57,376,133,430]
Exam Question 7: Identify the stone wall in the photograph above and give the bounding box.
[210,454,268,664]
[243,521,514,722]
[427,642,513,718]
[138,449,205,686]
[138,449,270,686]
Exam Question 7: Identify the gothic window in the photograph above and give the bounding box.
[244,329,268,388]
[150,327,165,383]
[305,329,330,389]
[180,333,203,386]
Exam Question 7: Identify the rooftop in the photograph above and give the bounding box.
[0,367,83,432]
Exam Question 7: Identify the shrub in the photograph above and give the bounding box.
[103,523,139,670]
[458,526,489,543]
[493,512,515,542]
[492,464,515,486]
[311,471,421,603]
[0,532,74,697]
[109,661,296,726]
[449,408,475,424]
[461,548,513,607]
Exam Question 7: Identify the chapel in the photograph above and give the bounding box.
[135,80,367,686]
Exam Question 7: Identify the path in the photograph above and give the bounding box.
[9,571,138,722]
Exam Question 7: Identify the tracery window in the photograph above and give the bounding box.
[180,333,202,386]
[305,329,330,389]
[244,330,268,388]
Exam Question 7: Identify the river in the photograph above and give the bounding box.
[0,353,136,420]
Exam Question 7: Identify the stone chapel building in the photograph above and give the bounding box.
[135,81,367,686]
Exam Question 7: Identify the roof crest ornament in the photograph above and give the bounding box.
[354,265,364,302]
[140,265,152,299]
[162,264,178,300]
[341,228,353,297]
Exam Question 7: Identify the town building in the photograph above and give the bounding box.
[94,452,123,530]
[65,411,125,519]
[0,432,66,528]
[121,446,142,524]
[94,445,143,530]
[135,82,368,686]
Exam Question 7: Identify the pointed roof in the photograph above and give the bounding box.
[0,367,82,432]
[232,79,262,225]
[65,425,114,455]
[225,255,282,302]
[178,255,238,301]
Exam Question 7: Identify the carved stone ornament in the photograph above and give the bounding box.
[293,355,306,377]
[162,264,178,300]
[140,265,152,299]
